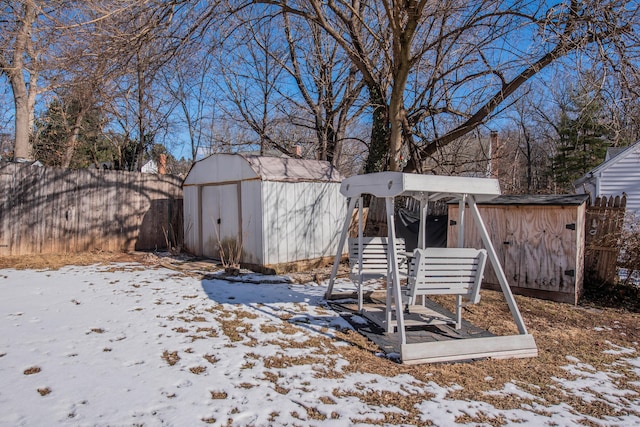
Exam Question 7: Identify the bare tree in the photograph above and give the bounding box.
[161,44,220,162]
[238,0,640,173]
[87,1,207,170]
[280,13,366,165]
[0,1,45,160]
[216,14,295,156]
[1,0,202,167]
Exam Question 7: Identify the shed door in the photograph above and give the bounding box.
[201,184,240,259]
[502,206,577,291]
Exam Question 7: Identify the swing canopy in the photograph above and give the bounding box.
[340,171,501,200]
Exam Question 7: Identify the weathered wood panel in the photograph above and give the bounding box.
[584,195,626,284]
[448,202,586,304]
[0,162,183,256]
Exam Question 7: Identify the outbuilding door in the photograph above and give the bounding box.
[201,184,240,259]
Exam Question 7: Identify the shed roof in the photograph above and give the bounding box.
[243,155,343,182]
[469,194,589,206]
[184,153,343,185]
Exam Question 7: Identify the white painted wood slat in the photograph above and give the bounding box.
[401,334,538,364]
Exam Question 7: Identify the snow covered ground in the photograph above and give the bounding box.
[0,262,639,426]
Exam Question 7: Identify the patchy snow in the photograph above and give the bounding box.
[1,263,639,426]
[602,341,636,355]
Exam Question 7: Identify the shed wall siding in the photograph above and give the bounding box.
[239,181,264,265]
[261,181,345,265]
[448,204,584,303]
[183,186,200,255]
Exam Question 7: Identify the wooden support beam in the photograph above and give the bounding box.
[326,196,357,299]
[401,334,538,364]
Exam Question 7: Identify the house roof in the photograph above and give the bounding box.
[574,140,640,187]
[605,146,627,161]
[183,153,343,185]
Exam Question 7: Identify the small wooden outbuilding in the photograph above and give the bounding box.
[448,194,589,304]
[182,154,345,273]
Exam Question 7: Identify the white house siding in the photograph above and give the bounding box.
[261,181,345,265]
[597,150,640,214]
[200,183,241,258]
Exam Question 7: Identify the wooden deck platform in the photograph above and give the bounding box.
[329,296,537,364]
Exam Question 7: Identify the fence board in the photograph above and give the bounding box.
[584,195,627,284]
[0,162,183,256]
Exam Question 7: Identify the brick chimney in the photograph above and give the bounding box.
[489,131,498,178]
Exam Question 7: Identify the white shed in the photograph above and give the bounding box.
[574,140,640,214]
[182,154,346,272]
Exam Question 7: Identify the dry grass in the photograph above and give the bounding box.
[23,366,41,375]
[219,317,255,343]
[0,251,152,270]
[189,366,207,375]
[161,350,180,366]
[210,391,228,399]
[37,387,51,396]
[318,289,640,423]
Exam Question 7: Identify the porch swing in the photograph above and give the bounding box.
[326,172,538,364]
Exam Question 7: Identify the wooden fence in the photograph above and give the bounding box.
[0,162,183,256]
[584,194,627,284]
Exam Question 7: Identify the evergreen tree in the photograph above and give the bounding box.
[33,97,112,169]
[552,94,611,190]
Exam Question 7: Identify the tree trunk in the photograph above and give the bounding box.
[62,109,86,168]
[8,2,38,161]
[364,87,390,173]
[12,80,33,160]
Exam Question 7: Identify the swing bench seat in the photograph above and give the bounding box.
[404,247,487,329]
[348,237,407,283]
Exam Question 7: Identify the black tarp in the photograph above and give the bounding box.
[395,208,447,251]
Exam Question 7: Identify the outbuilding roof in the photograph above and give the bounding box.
[468,194,590,206]
[243,155,343,183]
[183,153,343,185]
